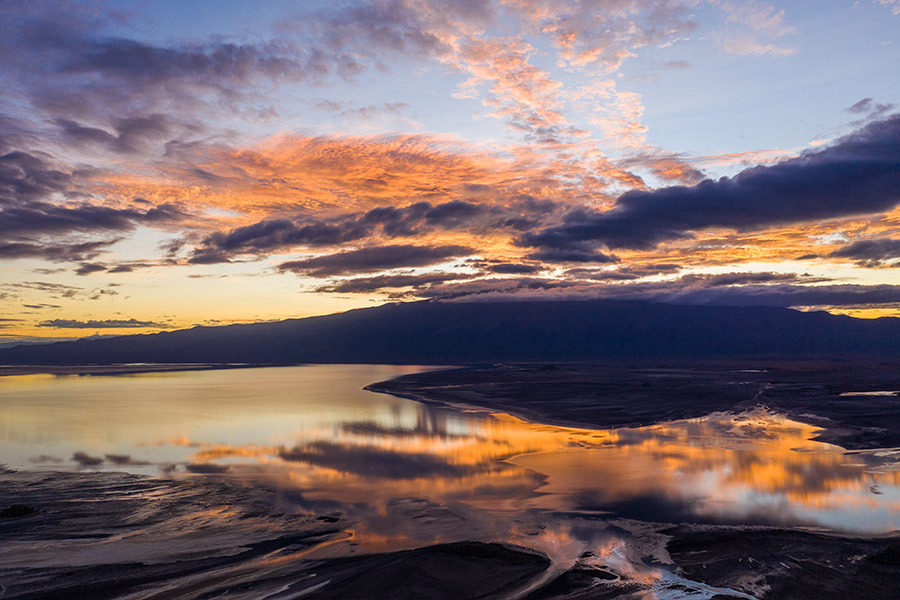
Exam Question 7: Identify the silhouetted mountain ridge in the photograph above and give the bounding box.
[2,300,899,365]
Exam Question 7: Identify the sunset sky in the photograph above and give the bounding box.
[2,0,899,343]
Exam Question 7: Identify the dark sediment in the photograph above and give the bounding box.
[299,542,550,600]
[665,526,900,600]
[0,471,343,599]
[368,360,900,450]
[0,471,552,600]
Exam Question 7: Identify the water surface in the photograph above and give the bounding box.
[2,364,899,552]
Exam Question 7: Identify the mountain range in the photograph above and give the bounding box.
[2,300,899,365]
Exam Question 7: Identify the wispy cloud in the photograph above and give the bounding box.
[38,318,170,329]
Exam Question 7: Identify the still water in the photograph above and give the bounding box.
[2,364,899,550]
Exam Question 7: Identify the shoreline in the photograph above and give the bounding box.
[367,360,900,451]
[3,361,900,598]
[0,362,283,378]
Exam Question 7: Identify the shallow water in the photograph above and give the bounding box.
[2,364,899,556]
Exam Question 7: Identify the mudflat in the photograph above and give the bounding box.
[368,360,900,450]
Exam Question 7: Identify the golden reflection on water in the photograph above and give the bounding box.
[2,365,899,542]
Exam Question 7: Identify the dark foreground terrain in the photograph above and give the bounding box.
[3,468,898,600]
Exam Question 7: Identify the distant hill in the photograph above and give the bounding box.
[2,299,899,365]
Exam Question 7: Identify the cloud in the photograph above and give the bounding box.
[716,0,796,57]
[315,272,471,293]
[0,145,190,239]
[828,238,900,266]
[524,248,619,264]
[565,263,682,280]
[278,244,473,276]
[418,276,582,299]
[54,114,178,154]
[846,98,896,125]
[626,282,900,308]
[0,3,333,127]
[486,263,543,274]
[74,262,107,276]
[0,144,190,241]
[0,239,120,262]
[0,149,71,205]
[191,197,560,262]
[878,0,900,16]
[339,102,410,119]
[410,271,900,309]
[38,318,169,329]
[519,115,900,251]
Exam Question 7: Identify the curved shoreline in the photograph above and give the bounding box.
[367,361,900,451]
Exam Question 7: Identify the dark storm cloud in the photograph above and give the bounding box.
[679,272,815,287]
[1,4,316,119]
[419,277,582,299]
[74,262,107,276]
[188,249,233,265]
[0,201,187,236]
[564,263,682,281]
[524,248,619,264]
[414,270,839,303]
[0,149,189,238]
[519,115,900,251]
[487,263,544,274]
[58,38,301,87]
[106,264,136,273]
[415,270,900,309]
[279,244,473,276]
[0,150,71,204]
[828,238,900,266]
[38,318,168,329]
[191,198,559,263]
[0,139,190,238]
[315,272,470,293]
[0,239,119,262]
[201,218,370,255]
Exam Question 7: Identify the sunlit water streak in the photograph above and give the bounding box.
[2,365,899,598]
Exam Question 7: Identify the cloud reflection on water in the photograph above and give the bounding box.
[3,366,900,548]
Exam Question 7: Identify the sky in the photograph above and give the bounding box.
[1,0,899,343]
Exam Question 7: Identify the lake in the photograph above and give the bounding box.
[2,364,900,595]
